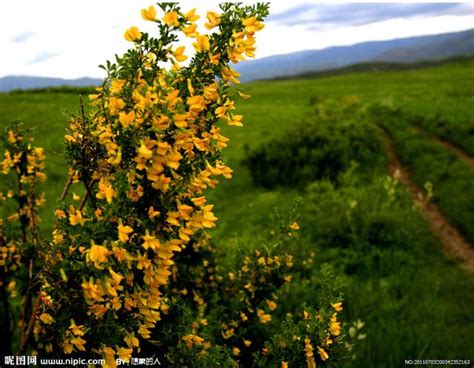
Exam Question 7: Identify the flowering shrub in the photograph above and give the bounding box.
[0,123,46,356]
[0,3,361,367]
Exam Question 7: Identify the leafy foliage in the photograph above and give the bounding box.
[244,97,385,188]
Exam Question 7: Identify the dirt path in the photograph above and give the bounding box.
[413,126,474,166]
[380,127,474,273]
[431,136,474,166]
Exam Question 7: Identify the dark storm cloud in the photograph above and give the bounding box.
[268,3,472,29]
[10,31,36,43]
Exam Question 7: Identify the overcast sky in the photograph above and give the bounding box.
[0,1,473,79]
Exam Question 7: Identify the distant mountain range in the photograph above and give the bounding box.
[0,76,102,93]
[1,28,473,91]
[235,28,474,81]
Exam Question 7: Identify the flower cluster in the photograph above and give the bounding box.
[34,2,269,366]
[0,3,362,367]
[0,123,46,355]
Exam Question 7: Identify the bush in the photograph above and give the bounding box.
[302,167,426,277]
[244,97,385,188]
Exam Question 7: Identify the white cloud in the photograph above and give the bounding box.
[0,1,472,78]
[257,14,474,58]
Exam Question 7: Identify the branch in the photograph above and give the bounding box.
[18,259,34,345]
[17,294,41,355]
[60,176,73,201]
[82,179,97,211]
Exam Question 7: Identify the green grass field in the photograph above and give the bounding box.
[1,57,473,366]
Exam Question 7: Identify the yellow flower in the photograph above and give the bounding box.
[124,334,140,349]
[69,209,85,226]
[329,313,341,336]
[191,196,206,207]
[124,26,142,42]
[173,46,187,62]
[182,334,204,348]
[203,83,218,101]
[110,79,125,94]
[63,341,73,354]
[281,362,288,368]
[181,23,198,37]
[39,313,55,325]
[96,179,116,203]
[107,147,122,166]
[205,11,221,29]
[138,142,153,159]
[304,338,316,368]
[142,231,160,250]
[148,206,160,219]
[118,222,134,243]
[55,209,66,219]
[317,346,329,361]
[242,16,264,35]
[257,309,271,324]
[87,243,110,269]
[243,339,252,347]
[108,97,125,114]
[232,347,240,356]
[119,110,135,128]
[185,8,200,22]
[228,114,243,127]
[290,222,300,230]
[69,319,85,336]
[187,95,206,113]
[141,6,156,21]
[53,230,64,245]
[331,302,343,312]
[222,67,240,84]
[102,346,116,368]
[117,347,133,363]
[71,337,86,351]
[193,34,210,52]
[164,11,179,26]
[266,300,277,311]
[7,130,16,144]
[36,172,47,182]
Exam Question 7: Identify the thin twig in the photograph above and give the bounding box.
[79,95,86,124]
[82,179,97,211]
[17,167,28,243]
[60,176,73,201]
[28,198,40,245]
[18,259,34,344]
[17,295,41,355]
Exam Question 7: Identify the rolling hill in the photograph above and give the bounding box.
[0,76,102,93]
[235,28,474,81]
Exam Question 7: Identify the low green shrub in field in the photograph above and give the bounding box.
[244,97,385,188]
[302,167,426,277]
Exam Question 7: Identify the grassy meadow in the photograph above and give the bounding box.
[1,57,474,366]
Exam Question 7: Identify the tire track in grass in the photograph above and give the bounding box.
[380,127,474,273]
[413,126,474,166]
[432,137,474,166]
